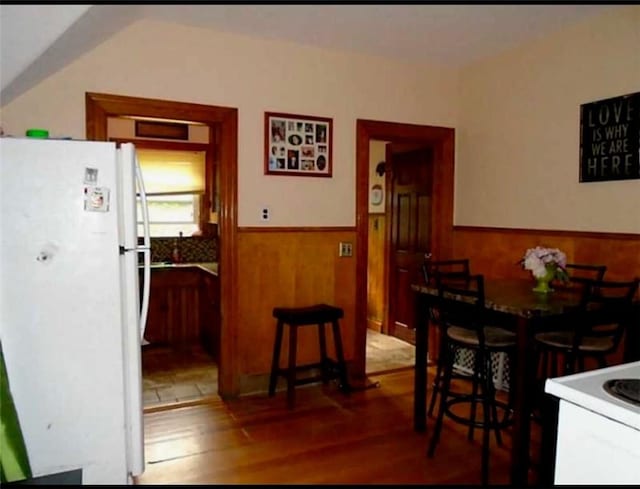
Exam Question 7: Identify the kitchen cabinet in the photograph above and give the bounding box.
[145,268,202,348]
[200,273,220,361]
[143,265,220,356]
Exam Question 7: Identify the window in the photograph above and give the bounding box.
[137,194,199,237]
[136,148,206,237]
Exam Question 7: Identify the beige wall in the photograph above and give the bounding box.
[0,19,459,228]
[3,10,635,232]
[456,6,640,233]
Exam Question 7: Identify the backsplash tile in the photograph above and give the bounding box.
[149,237,217,263]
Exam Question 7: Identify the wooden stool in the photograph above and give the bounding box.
[268,304,350,408]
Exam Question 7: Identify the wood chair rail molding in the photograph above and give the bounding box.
[85,92,240,397]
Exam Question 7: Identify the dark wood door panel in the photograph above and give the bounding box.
[388,146,433,343]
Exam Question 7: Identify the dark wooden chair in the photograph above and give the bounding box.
[421,257,473,417]
[421,256,470,286]
[427,274,516,486]
[536,263,607,379]
[535,278,639,377]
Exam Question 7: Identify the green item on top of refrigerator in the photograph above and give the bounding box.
[0,342,32,483]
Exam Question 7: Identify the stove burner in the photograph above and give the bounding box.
[603,379,640,407]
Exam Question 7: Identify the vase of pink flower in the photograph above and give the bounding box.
[520,246,569,293]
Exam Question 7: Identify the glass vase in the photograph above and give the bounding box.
[532,266,556,293]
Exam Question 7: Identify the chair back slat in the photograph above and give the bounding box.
[566,263,607,285]
[422,256,470,285]
[436,273,486,343]
[424,257,471,324]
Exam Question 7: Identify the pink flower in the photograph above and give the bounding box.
[521,246,568,280]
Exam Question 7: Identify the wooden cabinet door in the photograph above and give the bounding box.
[145,279,170,345]
[144,268,202,349]
[200,274,220,361]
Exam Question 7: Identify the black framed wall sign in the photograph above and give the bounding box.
[580,92,640,183]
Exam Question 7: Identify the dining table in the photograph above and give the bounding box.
[411,277,640,486]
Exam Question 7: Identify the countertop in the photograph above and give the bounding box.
[545,361,640,430]
[142,261,218,276]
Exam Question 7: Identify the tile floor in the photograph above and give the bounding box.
[142,344,218,411]
[365,329,415,374]
[142,329,415,410]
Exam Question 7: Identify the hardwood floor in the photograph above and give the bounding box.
[142,329,413,411]
[136,367,542,485]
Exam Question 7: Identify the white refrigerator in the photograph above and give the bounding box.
[0,137,151,484]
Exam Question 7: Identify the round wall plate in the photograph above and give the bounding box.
[370,184,383,205]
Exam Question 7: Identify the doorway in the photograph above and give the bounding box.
[85,92,239,398]
[355,120,455,384]
[104,138,218,409]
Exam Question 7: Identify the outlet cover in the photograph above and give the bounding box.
[339,242,353,257]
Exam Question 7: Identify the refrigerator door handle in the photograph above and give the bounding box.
[135,156,151,340]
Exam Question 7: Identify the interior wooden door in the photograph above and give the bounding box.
[386,144,433,344]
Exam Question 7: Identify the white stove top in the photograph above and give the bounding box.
[545,361,640,431]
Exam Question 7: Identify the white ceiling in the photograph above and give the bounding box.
[0,4,620,105]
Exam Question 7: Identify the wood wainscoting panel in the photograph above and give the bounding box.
[451,226,640,281]
[367,214,386,332]
[235,228,357,394]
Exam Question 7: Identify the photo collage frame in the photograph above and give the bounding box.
[265,112,333,177]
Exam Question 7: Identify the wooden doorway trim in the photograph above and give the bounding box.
[355,119,455,383]
[85,92,239,397]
